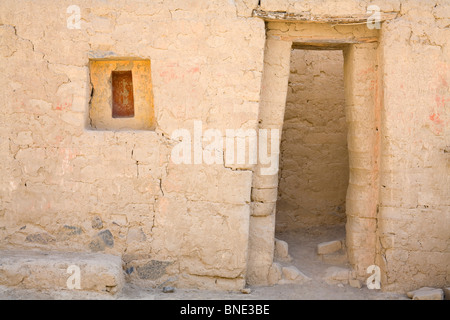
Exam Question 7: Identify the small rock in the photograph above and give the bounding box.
[280,266,311,284]
[125,266,134,275]
[324,266,350,284]
[443,287,450,300]
[406,287,435,298]
[63,225,82,235]
[317,240,342,255]
[268,262,282,285]
[88,238,105,252]
[349,279,362,289]
[337,284,344,288]
[25,233,56,244]
[410,288,444,300]
[98,229,114,248]
[274,238,291,261]
[136,260,171,280]
[282,266,300,280]
[91,216,103,229]
[240,288,252,294]
[162,286,175,293]
[88,229,115,252]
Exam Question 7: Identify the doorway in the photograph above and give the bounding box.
[276,48,348,231]
[275,47,349,275]
[247,21,381,285]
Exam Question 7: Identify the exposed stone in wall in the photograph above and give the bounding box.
[277,49,348,231]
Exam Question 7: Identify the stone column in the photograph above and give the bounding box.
[343,42,381,278]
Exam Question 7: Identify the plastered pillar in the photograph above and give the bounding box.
[246,38,292,285]
[343,43,381,277]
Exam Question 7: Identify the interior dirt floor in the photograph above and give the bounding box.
[0,225,407,300]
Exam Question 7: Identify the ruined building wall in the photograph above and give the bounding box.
[259,0,450,292]
[277,49,348,231]
[0,0,448,293]
[0,0,263,290]
[376,1,450,292]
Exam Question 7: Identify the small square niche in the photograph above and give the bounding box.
[89,59,155,130]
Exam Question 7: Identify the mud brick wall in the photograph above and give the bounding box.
[0,0,263,290]
[0,0,448,292]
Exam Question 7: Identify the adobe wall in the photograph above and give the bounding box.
[0,0,448,293]
[376,1,449,292]
[255,0,449,292]
[0,0,263,290]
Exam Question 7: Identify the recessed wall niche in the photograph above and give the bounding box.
[89,59,155,130]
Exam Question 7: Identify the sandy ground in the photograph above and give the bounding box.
[0,225,408,300]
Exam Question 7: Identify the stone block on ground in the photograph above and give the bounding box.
[274,238,292,262]
[444,287,450,300]
[0,250,125,294]
[324,266,350,285]
[407,287,444,300]
[406,286,434,298]
[240,288,252,294]
[162,286,175,293]
[279,266,311,284]
[317,240,342,255]
[349,279,362,289]
[267,262,282,285]
[320,251,348,265]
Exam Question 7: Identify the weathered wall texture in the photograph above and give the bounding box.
[376,1,450,292]
[254,0,450,292]
[277,49,348,231]
[0,0,263,290]
[0,0,449,293]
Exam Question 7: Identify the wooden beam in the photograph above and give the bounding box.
[269,35,379,45]
[253,9,397,24]
[292,43,347,50]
